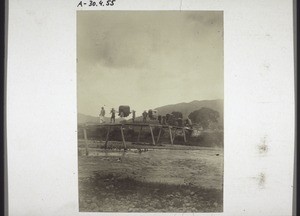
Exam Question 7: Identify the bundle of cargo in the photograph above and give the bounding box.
[118,105,131,117]
[148,109,158,120]
[165,111,183,126]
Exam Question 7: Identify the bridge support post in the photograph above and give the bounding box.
[137,126,143,143]
[104,125,111,149]
[172,128,177,143]
[156,127,162,144]
[183,128,187,143]
[169,126,173,145]
[120,125,127,150]
[83,127,89,156]
[149,125,156,145]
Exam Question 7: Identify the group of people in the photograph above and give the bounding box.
[142,110,192,127]
[99,107,136,124]
[142,109,158,122]
[99,106,192,127]
[99,107,116,124]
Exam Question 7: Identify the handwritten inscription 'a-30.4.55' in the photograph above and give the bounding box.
[77,0,116,7]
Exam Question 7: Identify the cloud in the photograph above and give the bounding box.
[77,11,223,116]
[77,12,161,69]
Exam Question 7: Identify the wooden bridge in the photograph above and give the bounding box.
[79,123,192,154]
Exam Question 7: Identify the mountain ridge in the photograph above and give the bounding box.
[154,99,223,119]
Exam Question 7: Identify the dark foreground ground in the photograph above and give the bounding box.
[78,140,223,212]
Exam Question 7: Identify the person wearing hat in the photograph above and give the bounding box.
[110,108,116,123]
[99,107,105,124]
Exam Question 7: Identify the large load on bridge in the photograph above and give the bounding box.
[148,109,158,120]
[118,105,131,117]
[165,111,183,126]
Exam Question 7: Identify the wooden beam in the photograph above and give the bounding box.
[172,128,177,143]
[120,125,127,150]
[83,128,88,156]
[183,128,187,143]
[156,127,162,144]
[81,123,189,130]
[137,126,143,143]
[169,126,173,145]
[149,125,156,145]
[104,125,111,149]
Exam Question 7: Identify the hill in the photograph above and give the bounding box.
[155,99,223,119]
[78,113,123,125]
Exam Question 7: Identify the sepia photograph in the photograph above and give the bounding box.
[77,11,224,212]
[6,0,295,215]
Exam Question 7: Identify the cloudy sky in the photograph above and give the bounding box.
[77,11,223,117]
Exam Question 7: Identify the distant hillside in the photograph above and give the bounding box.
[155,99,223,120]
[78,113,100,124]
[78,113,123,124]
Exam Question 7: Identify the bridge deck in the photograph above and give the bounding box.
[79,123,191,130]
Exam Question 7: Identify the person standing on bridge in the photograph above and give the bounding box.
[110,108,116,123]
[166,114,171,125]
[132,110,136,122]
[99,107,105,124]
[142,110,148,123]
[162,116,166,125]
[158,115,162,124]
[148,109,153,120]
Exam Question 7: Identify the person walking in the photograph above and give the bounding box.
[132,110,136,123]
[142,110,148,123]
[166,114,170,125]
[158,115,162,124]
[148,109,153,120]
[99,107,105,124]
[162,116,166,125]
[110,108,116,123]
